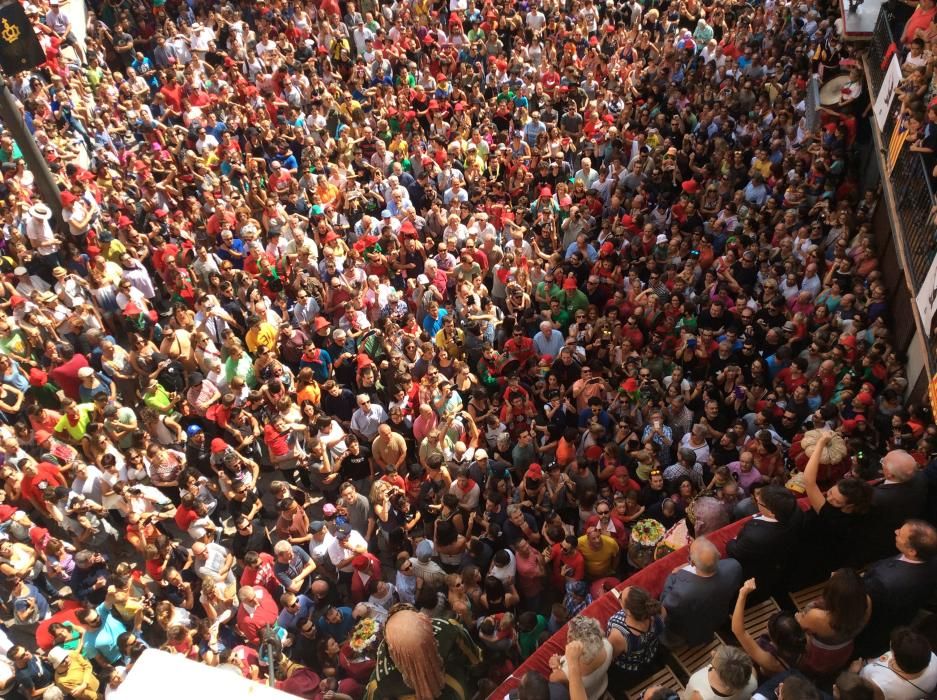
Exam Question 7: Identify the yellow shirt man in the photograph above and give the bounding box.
[577,530,620,579]
[245,321,279,355]
[54,651,100,700]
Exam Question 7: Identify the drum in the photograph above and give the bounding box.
[492,355,520,377]
[819,75,853,106]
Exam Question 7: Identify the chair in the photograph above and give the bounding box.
[741,598,781,641]
[626,665,685,699]
[668,637,722,679]
[789,581,826,612]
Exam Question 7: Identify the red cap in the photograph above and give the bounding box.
[154,209,169,219]
[681,179,699,195]
[563,276,577,290]
[117,215,133,227]
[526,463,543,479]
[436,73,446,81]
[60,192,77,206]
[313,316,330,332]
[539,186,552,198]
[34,429,50,444]
[600,241,614,256]
[10,295,25,307]
[211,438,228,453]
[400,220,417,235]
[356,354,374,370]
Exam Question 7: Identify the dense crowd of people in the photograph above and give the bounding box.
[0,0,933,697]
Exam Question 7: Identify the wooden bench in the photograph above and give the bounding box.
[789,581,826,611]
[741,598,781,641]
[668,637,722,679]
[626,665,685,699]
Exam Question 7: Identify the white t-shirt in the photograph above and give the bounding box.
[685,665,757,700]
[326,530,368,573]
[861,653,937,700]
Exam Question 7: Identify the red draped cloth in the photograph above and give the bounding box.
[490,516,752,698]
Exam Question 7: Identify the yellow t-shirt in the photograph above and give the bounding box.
[55,652,100,700]
[245,322,278,354]
[577,534,619,578]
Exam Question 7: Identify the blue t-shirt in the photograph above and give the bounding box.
[422,309,448,337]
[82,603,127,664]
[316,606,355,642]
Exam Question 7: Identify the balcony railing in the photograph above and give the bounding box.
[867,8,895,95]
[869,8,937,291]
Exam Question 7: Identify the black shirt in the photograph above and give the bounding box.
[341,446,372,482]
[15,658,54,695]
[232,520,271,559]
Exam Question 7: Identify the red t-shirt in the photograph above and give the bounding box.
[160,84,184,112]
[236,587,280,645]
[263,424,290,458]
[50,355,89,401]
[174,503,198,531]
[549,543,585,587]
[21,462,65,507]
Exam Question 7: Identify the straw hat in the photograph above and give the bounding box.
[28,203,51,220]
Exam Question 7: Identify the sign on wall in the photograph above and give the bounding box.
[916,252,937,342]
[873,54,903,131]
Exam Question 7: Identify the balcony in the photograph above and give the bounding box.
[863,6,937,388]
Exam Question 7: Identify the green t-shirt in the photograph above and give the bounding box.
[518,615,547,659]
[54,404,95,441]
[143,384,172,413]
[57,621,82,651]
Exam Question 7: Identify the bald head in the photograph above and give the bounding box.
[882,449,918,483]
[689,537,720,576]
[311,579,330,598]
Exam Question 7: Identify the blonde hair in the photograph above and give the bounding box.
[566,616,605,664]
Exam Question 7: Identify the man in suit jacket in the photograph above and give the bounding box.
[868,450,928,559]
[858,519,937,656]
[661,537,744,647]
[726,485,804,596]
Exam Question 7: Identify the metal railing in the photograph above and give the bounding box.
[888,150,937,288]
[869,6,937,291]
[867,7,895,95]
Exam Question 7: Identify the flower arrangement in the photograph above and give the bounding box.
[630,519,665,547]
[349,617,381,656]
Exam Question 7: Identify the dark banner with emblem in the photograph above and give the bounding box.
[0,2,44,75]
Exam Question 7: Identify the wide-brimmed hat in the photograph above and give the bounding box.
[28,203,51,220]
